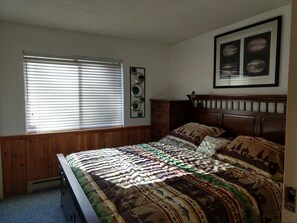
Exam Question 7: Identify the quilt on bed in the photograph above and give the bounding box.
[66,141,282,223]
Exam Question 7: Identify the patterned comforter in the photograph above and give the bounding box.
[66,141,282,223]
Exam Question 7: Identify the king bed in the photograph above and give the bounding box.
[57,94,286,223]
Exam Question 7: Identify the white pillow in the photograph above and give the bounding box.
[196,136,231,156]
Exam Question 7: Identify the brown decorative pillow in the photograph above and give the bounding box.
[166,122,225,148]
[218,135,285,179]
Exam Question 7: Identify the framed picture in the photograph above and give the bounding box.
[213,16,282,88]
[130,67,145,118]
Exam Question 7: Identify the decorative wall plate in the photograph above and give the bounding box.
[131,84,143,97]
[135,73,145,84]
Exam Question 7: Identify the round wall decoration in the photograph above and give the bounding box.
[131,84,143,97]
[130,67,145,118]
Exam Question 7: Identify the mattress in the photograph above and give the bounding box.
[66,140,282,223]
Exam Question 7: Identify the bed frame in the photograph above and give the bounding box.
[58,154,101,223]
[57,94,287,223]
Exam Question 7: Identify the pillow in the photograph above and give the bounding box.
[196,136,231,156]
[164,122,225,148]
[217,135,285,180]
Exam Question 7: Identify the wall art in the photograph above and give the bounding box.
[130,67,145,118]
[213,16,282,88]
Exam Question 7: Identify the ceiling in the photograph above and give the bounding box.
[0,0,291,44]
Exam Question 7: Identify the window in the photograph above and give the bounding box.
[23,52,123,133]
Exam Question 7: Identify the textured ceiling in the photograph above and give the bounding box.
[0,0,291,44]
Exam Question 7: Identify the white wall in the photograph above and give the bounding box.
[170,5,291,99]
[283,1,297,222]
[0,22,171,136]
[0,6,291,135]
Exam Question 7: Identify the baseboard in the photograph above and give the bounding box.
[27,177,61,193]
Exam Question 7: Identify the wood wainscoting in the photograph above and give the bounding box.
[0,126,150,198]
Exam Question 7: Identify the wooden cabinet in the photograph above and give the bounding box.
[150,99,191,141]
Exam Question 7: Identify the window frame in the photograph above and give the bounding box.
[23,51,124,133]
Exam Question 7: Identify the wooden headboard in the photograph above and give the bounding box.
[187,95,287,145]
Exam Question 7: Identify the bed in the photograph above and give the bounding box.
[57,94,286,223]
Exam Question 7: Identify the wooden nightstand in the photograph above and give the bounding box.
[150,99,191,141]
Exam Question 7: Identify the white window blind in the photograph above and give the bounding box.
[23,52,123,133]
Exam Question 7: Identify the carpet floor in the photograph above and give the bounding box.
[0,189,66,223]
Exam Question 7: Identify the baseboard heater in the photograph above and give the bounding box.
[27,177,61,193]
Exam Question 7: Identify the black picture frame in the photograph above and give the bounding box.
[213,16,282,88]
[130,67,145,118]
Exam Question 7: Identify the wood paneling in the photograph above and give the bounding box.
[0,126,150,198]
[1,139,28,196]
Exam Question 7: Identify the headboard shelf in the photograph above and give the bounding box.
[187,94,287,145]
[187,94,286,100]
[187,94,287,114]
